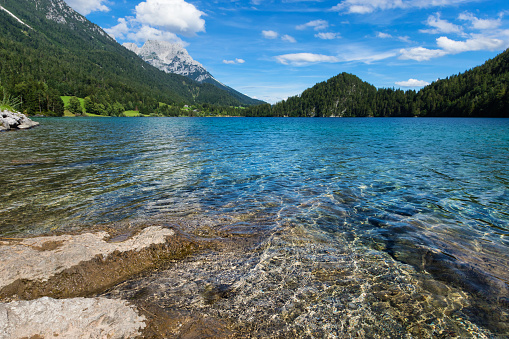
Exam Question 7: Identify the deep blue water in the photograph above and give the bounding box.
[1,117,508,337]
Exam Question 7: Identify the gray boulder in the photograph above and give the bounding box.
[0,110,39,131]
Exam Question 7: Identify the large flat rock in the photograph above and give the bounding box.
[0,226,199,300]
[0,226,174,288]
[0,296,145,339]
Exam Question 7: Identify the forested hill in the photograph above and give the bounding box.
[245,48,509,117]
[0,0,258,116]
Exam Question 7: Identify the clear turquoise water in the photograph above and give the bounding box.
[1,117,508,337]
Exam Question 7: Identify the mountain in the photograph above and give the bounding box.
[245,48,509,117]
[124,40,263,106]
[123,41,214,83]
[0,0,258,116]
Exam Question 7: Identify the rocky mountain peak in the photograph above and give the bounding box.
[27,0,112,39]
[123,40,213,83]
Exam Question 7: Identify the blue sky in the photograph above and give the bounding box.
[67,0,509,103]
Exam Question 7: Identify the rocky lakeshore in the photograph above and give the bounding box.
[0,225,207,338]
[0,110,39,131]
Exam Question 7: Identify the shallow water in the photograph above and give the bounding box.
[1,117,508,337]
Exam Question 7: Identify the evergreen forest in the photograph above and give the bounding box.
[244,48,509,118]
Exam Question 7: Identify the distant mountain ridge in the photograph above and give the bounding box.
[124,40,263,106]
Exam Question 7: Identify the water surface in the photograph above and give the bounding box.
[1,117,508,337]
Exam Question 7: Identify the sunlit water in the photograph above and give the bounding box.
[1,117,508,337]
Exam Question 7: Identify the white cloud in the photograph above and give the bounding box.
[315,32,341,40]
[282,34,297,43]
[459,12,502,30]
[262,31,297,43]
[377,32,411,42]
[296,20,329,31]
[126,25,185,45]
[135,0,205,36]
[377,32,393,39]
[331,0,475,15]
[104,18,130,40]
[223,58,245,64]
[419,13,463,35]
[395,79,430,87]
[436,35,505,53]
[399,47,447,61]
[338,49,397,63]
[65,0,109,15]
[104,0,207,45]
[262,30,279,39]
[399,34,506,61]
[275,53,340,66]
[105,18,186,45]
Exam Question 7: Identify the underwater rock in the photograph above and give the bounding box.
[0,296,146,339]
[0,226,200,300]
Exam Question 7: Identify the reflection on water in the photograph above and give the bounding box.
[1,117,508,336]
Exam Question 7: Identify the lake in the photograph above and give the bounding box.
[1,117,508,337]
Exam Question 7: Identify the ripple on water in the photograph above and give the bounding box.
[104,213,501,338]
[1,117,508,336]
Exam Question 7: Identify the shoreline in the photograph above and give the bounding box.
[0,225,204,338]
[0,218,262,338]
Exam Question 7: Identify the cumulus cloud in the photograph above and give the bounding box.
[296,20,329,31]
[395,79,430,87]
[399,35,505,61]
[135,0,206,36]
[104,0,207,45]
[458,12,502,30]
[65,0,109,15]
[105,18,130,40]
[419,13,463,35]
[127,25,185,45]
[223,58,245,64]
[105,18,186,45]
[315,32,341,39]
[275,53,340,66]
[436,35,505,53]
[282,34,297,43]
[262,30,279,39]
[331,0,474,14]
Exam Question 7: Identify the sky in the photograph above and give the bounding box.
[66,0,509,103]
